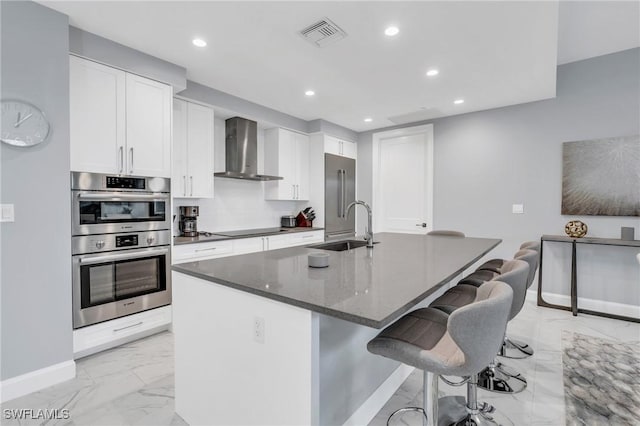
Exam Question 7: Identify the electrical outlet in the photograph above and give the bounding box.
[253,316,265,344]
[512,204,524,214]
[0,204,15,222]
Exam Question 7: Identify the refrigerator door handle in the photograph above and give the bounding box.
[339,169,347,219]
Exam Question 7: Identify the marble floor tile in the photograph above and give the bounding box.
[2,294,639,426]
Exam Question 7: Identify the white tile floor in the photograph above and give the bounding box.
[2,295,638,426]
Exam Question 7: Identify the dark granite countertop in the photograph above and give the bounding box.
[172,233,501,328]
[173,227,325,246]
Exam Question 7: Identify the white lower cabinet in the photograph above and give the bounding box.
[73,305,172,359]
[172,230,325,264]
[172,240,234,264]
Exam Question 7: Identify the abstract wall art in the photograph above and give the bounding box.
[562,135,640,216]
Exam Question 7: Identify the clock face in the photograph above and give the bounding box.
[1,100,51,147]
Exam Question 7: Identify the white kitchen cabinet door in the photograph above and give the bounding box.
[233,237,265,255]
[125,73,172,177]
[186,102,214,198]
[294,132,310,200]
[265,234,291,250]
[70,56,126,174]
[172,99,189,196]
[287,230,324,247]
[264,128,309,200]
[324,135,356,159]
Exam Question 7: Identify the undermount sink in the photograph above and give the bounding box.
[309,240,375,252]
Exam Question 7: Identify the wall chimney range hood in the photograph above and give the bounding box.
[214,117,283,181]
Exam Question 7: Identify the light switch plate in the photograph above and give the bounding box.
[1,204,15,222]
[512,204,524,214]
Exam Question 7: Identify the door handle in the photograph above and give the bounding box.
[129,147,134,174]
[118,146,124,173]
[183,176,187,196]
[190,176,193,196]
[416,223,427,228]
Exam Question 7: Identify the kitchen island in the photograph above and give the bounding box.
[172,233,501,426]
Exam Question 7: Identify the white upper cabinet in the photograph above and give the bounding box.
[264,128,310,201]
[70,56,126,174]
[172,99,214,198]
[70,56,172,177]
[125,73,172,177]
[324,135,357,159]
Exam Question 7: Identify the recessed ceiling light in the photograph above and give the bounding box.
[364,117,373,122]
[454,99,465,105]
[426,69,439,77]
[384,26,399,36]
[192,38,207,47]
[305,90,315,96]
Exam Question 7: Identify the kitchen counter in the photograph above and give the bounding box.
[173,232,500,328]
[172,232,501,426]
[173,226,324,245]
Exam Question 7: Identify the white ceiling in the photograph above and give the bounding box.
[558,0,640,65]
[40,1,638,132]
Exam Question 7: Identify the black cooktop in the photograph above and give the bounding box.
[213,228,288,237]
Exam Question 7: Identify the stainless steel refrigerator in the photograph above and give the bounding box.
[325,153,356,241]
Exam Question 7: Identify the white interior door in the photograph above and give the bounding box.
[373,125,433,234]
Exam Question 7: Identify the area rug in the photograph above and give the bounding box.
[562,331,640,425]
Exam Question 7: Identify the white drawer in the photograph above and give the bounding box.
[73,305,171,358]
[172,240,234,264]
[288,230,324,247]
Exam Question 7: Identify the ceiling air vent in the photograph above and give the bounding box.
[299,18,347,48]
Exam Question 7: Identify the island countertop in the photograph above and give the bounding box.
[172,232,501,328]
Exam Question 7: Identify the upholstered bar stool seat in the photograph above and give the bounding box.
[431,259,530,394]
[476,245,540,359]
[427,230,466,237]
[368,281,514,426]
[457,270,498,287]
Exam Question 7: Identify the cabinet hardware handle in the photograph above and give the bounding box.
[190,176,193,196]
[292,185,295,200]
[129,147,134,174]
[302,235,314,239]
[195,247,218,252]
[119,146,124,173]
[183,176,187,196]
[113,321,143,333]
[416,223,427,228]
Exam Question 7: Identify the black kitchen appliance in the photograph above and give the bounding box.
[179,206,199,237]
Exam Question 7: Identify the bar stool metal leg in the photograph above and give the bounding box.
[498,336,534,359]
[386,371,438,426]
[438,374,514,426]
[476,359,527,394]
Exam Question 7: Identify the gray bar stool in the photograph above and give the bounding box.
[430,259,530,394]
[477,244,540,359]
[427,230,466,237]
[368,281,514,426]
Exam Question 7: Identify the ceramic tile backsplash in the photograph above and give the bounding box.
[174,178,306,233]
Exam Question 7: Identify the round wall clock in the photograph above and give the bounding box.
[1,100,51,147]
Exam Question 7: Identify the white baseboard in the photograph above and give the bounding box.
[343,363,415,426]
[532,290,640,318]
[0,360,76,403]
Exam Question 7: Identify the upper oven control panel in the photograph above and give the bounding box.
[106,176,146,190]
[71,171,170,193]
[72,231,171,255]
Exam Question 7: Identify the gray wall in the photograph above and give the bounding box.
[1,1,73,380]
[69,26,187,91]
[308,119,358,142]
[179,81,309,133]
[357,48,640,302]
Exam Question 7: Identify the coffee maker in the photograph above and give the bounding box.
[178,206,199,237]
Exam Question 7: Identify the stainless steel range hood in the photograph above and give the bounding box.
[214,117,283,181]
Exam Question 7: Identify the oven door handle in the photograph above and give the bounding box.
[76,192,169,201]
[79,247,169,265]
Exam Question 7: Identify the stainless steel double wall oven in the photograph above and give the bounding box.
[71,172,171,328]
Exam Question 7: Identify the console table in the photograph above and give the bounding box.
[537,234,640,323]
